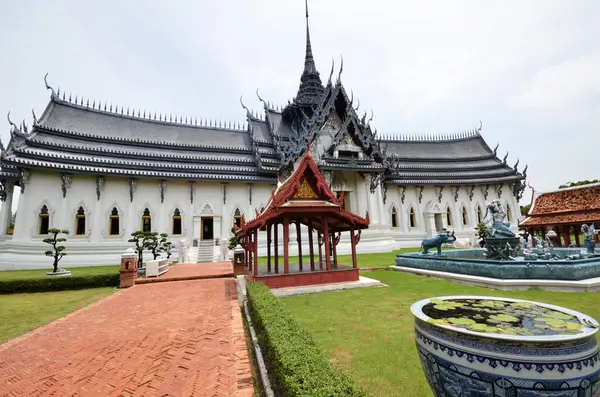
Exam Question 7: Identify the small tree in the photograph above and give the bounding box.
[44,228,69,273]
[128,230,146,267]
[144,232,168,260]
[474,223,488,248]
[160,235,173,260]
[228,227,240,250]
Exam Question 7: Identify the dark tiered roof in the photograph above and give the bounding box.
[0,5,527,193]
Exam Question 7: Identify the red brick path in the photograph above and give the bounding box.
[0,278,254,397]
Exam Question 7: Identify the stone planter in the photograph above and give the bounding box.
[410,295,600,396]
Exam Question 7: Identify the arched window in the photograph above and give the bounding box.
[172,208,182,235]
[142,208,151,232]
[75,206,86,235]
[409,207,416,228]
[446,206,452,227]
[233,208,242,229]
[462,207,468,226]
[477,205,483,224]
[39,205,49,235]
[391,206,398,228]
[506,204,512,222]
[259,207,267,231]
[109,207,120,236]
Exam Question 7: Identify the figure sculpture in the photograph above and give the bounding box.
[420,230,456,255]
[483,199,515,238]
[581,224,596,254]
[179,239,189,264]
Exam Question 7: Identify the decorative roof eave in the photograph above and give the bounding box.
[32,125,253,153]
[4,157,278,183]
[385,174,525,186]
[8,149,271,175]
[388,168,520,178]
[24,139,258,165]
[519,209,600,227]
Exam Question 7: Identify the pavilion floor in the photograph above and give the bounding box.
[241,262,359,289]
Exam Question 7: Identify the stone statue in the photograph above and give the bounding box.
[483,199,516,238]
[179,239,189,264]
[420,230,456,255]
[581,224,596,254]
[533,235,543,249]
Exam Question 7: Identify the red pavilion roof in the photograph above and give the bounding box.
[235,149,370,236]
[520,184,600,227]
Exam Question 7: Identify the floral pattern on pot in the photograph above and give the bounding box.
[411,296,600,397]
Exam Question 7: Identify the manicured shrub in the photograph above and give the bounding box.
[0,274,119,294]
[246,282,369,397]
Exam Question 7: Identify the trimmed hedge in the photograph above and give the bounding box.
[246,282,370,397]
[0,274,120,294]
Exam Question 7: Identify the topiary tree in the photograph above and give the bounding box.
[228,227,240,250]
[160,235,173,260]
[474,223,488,248]
[44,228,69,273]
[128,230,146,268]
[144,232,168,260]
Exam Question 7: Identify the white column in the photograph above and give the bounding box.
[0,183,14,235]
[355,176,367,218]
[375,184,386,225]
[90,192,102,243]
[365,176,377,224]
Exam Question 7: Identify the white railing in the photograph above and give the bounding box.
[146,258,169,277]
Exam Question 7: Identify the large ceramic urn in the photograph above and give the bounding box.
[411,296,600,396]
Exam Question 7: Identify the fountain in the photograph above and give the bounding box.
[395,200,600,290]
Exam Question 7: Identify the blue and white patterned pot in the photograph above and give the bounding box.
[411,296,600,397]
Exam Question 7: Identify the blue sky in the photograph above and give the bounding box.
[1,0,599,210]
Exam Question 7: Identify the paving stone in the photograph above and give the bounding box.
[0,275,254,396]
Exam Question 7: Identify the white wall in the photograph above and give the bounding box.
[0,169,520,269]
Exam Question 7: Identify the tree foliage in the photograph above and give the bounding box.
[144,232,168,260]
[228,227,240,250]
[128,231,146,267]
[559,179,599,189]
[160,236,173,259]
[520,204,531,216]
[43,228,69,273]
[474,223,488,248]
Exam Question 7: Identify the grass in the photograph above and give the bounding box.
[0,287,116,343]
[257,247,425,268]
[0,265,120,280]
[282,270,600,397]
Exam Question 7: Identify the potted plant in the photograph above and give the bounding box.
[410,295,600,396]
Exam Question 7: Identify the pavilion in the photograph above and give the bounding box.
[519,183,600,247]
[235,147,370,288]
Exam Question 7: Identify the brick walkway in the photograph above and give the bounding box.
[0,278,254,397]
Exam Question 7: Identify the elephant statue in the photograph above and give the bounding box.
[420,230,457,255]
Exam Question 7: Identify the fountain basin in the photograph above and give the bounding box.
[396,248,600,280]
[411,296,600,396]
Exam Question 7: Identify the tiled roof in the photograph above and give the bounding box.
[519,184,600,227]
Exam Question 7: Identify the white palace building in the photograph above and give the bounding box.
[0,11,527,269]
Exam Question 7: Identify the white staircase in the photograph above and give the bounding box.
[197,241,214,263]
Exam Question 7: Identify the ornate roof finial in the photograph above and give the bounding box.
[493,143,499,155]
[32,108,38,125]
[295,0,324,107]
[44,73,56,98]
[337,55,344,83]
[503,152,509,164]
[477,120,483,132]
[6,111,18,132]
[355,98,360,111]
[256,88,267,108]
[328,57,335,85]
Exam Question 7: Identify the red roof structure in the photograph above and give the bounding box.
[235,148,370,288]
[520,183,600,247]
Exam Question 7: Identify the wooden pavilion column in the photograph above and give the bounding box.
[274,222,279,274]
[296,221,303,271]
[253,229,259,277]
[308,225,315,271]
[247,235,252,273]
[283,217,290,274]
[574,225,581,247]
[318,231,323,270]
[323,219,331,271]
[266,224,272,273]
[332,232,338,268]
[350,228,357,269]
[528,228,535,247]
[554,228,562,247]
[541,229,546,240]
[562,225,572,247]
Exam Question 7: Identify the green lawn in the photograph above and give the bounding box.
[257,247,424,268]
[282,270,600,397]
[0,287,116,343]
[0,265,120,280]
